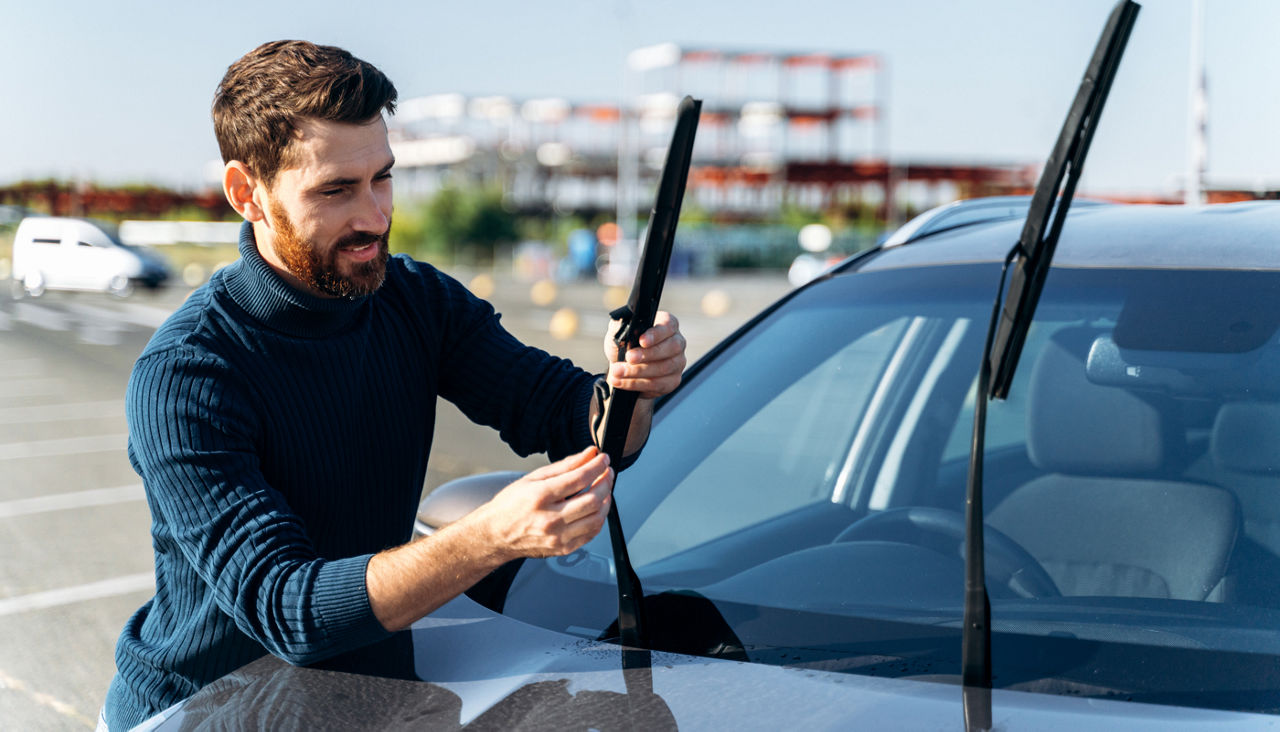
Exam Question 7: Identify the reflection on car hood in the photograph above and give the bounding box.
[150,595,1276,730]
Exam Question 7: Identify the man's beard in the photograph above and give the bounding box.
[268,200,390,298]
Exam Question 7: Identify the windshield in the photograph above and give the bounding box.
[495,261,1280,714]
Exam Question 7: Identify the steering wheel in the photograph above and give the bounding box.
[834,507,1060,599]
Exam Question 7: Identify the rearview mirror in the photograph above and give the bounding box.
[414,471,525,537]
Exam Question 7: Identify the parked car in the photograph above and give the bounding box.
[10,216,170,297]
[146,198,1280,729]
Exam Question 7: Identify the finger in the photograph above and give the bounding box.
[561,509,608,550]
[561,469,613,523]
[562,477,612,532]
[523,445,599,482]
[609,376,682,399]
[637,313,680,349]
[625,332,687,364]
[543,452,612,500]
[610,353,687,383]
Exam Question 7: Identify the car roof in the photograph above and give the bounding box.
[16,216,105,234]
[860,200,1280,274]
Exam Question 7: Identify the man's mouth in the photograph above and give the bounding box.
[339,239,382,262]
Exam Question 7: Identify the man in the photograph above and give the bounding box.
[103,41,686,729]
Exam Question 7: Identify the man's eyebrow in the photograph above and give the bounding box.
[312,158,396,190]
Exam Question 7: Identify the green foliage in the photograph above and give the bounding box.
[516,214,589,258]
[676,203,712,229]
[464,189,520,256]
[388,196,436,260]
[391,185,520,265]
[777,202,818,231]
[422,185,469,258]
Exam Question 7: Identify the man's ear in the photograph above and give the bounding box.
[223,161,266,223]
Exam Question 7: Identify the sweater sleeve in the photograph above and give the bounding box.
[428,270,597,461]
[127,348,391,665]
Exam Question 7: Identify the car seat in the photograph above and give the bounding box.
[986,328,1240,601]
[1205,401,1280,607]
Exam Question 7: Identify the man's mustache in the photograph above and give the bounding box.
[335,229,389,251]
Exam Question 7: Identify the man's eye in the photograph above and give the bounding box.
[320,189,344,197]
[376,173,393,182]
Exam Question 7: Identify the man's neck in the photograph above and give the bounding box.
[250,220,331,299]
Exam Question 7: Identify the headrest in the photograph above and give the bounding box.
[1212,402,1280,475]
[1027,328,1172,475]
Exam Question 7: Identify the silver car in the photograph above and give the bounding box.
[145,197,1280,730]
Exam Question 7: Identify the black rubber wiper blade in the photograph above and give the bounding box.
[961,2,1139,728]
[987,0,1140,399]
[599,95,701,650]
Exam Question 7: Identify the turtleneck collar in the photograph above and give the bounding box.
[221,221,370,338]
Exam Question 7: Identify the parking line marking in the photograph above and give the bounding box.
[0,573,153,617]
[66,302,168,331]
[0,357,43,377]
[0,399,124,425]
[13,302,70,331]
[0,377,64,399]
[0,484,144,519]
[0,434,126,460]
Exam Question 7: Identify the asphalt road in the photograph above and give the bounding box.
[0,267,790,729]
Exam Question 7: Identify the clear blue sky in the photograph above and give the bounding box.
[4,0,1278,197]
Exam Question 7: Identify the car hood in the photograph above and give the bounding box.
[147,594,1277,730]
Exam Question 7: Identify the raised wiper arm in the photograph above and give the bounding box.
[962,3,1139,729]
[987,0,1140,399]
[599,96,702,650]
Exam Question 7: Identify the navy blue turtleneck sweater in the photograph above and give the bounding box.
[105,224,596,729]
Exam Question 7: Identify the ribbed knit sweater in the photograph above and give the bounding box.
[104,224,596,729]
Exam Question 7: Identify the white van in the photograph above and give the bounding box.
[11,216,171,297]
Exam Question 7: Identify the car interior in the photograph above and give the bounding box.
[986,326,1241,603]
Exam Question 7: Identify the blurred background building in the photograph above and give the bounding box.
[385,43,1039,232]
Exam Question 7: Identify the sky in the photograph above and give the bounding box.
[4,0,1279,198]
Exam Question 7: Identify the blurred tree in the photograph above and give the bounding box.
[388,196,434,260]
[390,185,519,265]
[462,188,519,263]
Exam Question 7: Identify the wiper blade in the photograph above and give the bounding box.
[962,1,1139,727]
[599,95,701,650]
[987,1,1140,399]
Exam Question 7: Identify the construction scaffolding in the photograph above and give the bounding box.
[386,43,1038,231]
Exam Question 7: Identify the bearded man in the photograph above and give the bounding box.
[102,41,685,730]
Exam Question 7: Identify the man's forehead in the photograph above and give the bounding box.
[284,117,393,180]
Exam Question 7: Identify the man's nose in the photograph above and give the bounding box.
[352,185,390,233]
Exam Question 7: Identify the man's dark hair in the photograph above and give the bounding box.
[213,40,398,187]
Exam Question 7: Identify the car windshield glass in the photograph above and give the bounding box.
[496,261,1280,714]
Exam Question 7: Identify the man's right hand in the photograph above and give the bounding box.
[366,446,613,632]
[473,446,614,561]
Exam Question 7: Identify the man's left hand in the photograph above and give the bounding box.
[604,311,686,400]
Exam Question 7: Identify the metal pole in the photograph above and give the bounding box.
[1186,0,1207,207]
